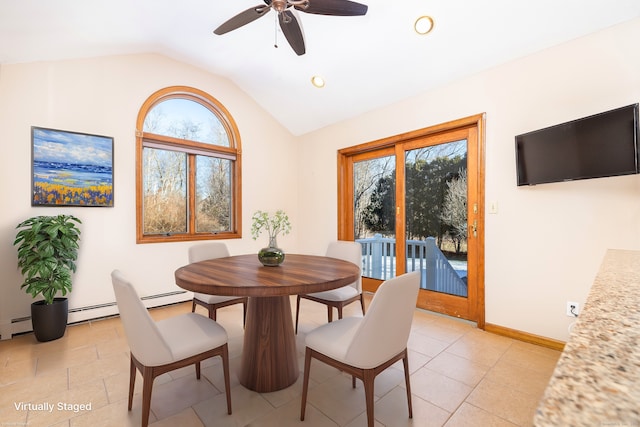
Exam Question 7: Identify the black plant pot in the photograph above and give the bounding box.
[31,298,69,342]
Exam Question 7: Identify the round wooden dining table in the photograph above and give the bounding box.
[174,253,360,393]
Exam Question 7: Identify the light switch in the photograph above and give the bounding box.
[488,201,498,214]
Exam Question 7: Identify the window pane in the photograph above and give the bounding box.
[195,156,232,233]
[405,140,468,296]
[353,155,396,281]
[137,86,241,243]
[143,147,187,234]
[143,98,230,147]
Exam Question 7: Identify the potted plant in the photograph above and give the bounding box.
[13,214,82,342]
[251,210,291,266]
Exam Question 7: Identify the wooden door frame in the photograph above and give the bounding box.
[337,114,486,329]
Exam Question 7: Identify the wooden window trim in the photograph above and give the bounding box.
[337,113,486,327]
[135,86,242,244]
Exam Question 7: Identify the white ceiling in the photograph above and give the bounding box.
[1,0,640,135]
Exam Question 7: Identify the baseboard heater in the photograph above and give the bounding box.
[2,290,190,340]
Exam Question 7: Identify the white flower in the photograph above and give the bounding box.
[250,210,291,241]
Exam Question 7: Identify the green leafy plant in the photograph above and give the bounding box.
[251,210,291,242]
[14,215,82,305]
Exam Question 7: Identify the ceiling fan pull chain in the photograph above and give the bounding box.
[274,13,278,48]
[213,0,368,56]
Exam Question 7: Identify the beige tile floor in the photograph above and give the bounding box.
[0,295,560,427]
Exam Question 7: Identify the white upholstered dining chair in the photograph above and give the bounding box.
[294,240,363,333]
[111,270,232,427]
[189,242,248,326]
[300,271,420,427]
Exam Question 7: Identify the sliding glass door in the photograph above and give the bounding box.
[338,115,485,324]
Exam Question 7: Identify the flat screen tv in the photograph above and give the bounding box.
[515,103,639,186]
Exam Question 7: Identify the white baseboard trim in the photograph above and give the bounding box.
[2,291,191,340]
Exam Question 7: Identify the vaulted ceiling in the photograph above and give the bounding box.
[1,0,639,135]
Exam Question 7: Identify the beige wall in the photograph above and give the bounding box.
[2,18,639,341]
[0,54,299,337]
[297,17,640,341]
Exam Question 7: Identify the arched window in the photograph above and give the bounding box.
[136,86,241,243]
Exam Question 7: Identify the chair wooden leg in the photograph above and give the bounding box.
[327,306,333,323]
[191,299,196,313]
[128,347,231,427]
[359,294,366,315]
[222,344,232,415]
[295,295,302,334]
[352,375,356,388]
[128,355,136,410]
[337,305,343,320]
[300,348,312,421]
[141,366,155,427]
[363,369,376,427]
[402,351,413,418]
[209,307,217,321]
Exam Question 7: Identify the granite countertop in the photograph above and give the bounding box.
[534,249,640,426]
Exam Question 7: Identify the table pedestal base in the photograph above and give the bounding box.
[239,296,299,392]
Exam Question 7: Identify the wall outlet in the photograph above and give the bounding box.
[566,301,580,317]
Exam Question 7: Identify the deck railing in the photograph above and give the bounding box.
[356,234,468,297]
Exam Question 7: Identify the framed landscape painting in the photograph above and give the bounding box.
[31,127,114,207]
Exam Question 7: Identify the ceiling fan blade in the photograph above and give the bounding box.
[214,5,271,35]
[296,0,368,16]
[278,11,306,56]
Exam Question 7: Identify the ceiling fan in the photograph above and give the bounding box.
[214,0,368,56]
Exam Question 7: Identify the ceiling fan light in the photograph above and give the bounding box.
[414,16,434,35]
[311,75,325,88]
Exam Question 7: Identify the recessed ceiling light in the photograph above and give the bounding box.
[414,16,434,35]
[311,75,325,88]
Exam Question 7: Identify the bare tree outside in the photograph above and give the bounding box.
[196,156,231,232]
[353,140,467,253]
[142,99,233,235]
[353,156,395,239]
[440,168,467,253]
[143,148,187,234]
[144,105,165,132]
[145,99,230,146]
